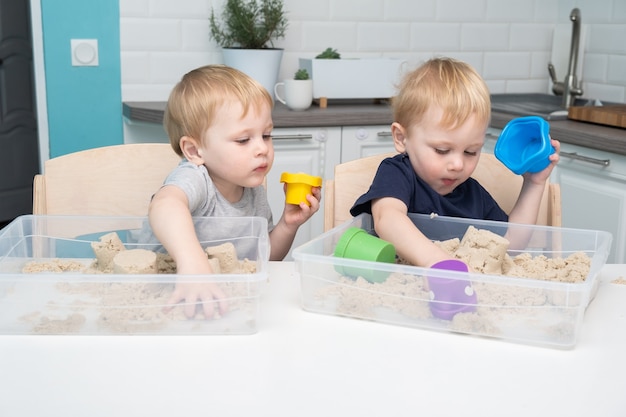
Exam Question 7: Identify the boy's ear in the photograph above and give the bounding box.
[391,122,407,153]
[179,136,204,165]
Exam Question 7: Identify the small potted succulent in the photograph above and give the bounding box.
[294,68,310,80]
[274,68,313,111]
[315,47,341,59]
[209,0,289,98]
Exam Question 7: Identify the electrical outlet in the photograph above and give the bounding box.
[71,39,99,66]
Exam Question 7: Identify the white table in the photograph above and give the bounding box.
[1,262,625,417]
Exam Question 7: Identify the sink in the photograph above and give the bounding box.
[490,93,593,120]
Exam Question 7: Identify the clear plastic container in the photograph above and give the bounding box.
[293,213,612,349]
[0,215,269,335]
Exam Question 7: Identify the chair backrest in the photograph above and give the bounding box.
[33,143,182,216]
[323,152,561,231]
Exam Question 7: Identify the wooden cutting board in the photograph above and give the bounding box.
[568,105,626,128]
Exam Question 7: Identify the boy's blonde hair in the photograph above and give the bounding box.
[393,57,490,132]
[164,65,273,156]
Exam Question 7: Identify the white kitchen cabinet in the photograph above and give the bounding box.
[551,142,626,263]
[340,125,395,163]
[266,127,341,259]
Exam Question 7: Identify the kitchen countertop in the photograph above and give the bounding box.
[123,99,626,156]
[1,261,625,416]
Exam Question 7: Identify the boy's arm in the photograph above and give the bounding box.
[504,179,548,250]
[371,197,451,268]
[149,185,209,272]
[148,185,227,318]
[507,179,547,225]
[505,138,560,248]
[269,186,321,260]
[508,137,560,225]
[269,219,298,260]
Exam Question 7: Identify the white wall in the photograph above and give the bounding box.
[119,0,626,103]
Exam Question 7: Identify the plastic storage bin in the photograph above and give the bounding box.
[0,215,269,335]
[292,213,612,349]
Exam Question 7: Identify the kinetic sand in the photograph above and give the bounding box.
[318,225,592,338]
[17,233,257,334]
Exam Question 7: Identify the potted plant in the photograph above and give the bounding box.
[274,69,313,111]
[315,47,341,59]
[209,0,288,98]
[294,68,310,80]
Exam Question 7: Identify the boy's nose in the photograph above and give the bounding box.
[255,136,270,155]
[448,154,464,171]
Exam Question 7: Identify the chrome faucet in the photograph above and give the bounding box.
[548,8,583,108]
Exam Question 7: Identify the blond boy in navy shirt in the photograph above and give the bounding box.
[351,57,560,268]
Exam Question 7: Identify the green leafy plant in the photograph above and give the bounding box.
[315,47,341,59]
[294,69,310,80]
[209,0,288,49]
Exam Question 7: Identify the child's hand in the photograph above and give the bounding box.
[164,259,229,318]
[282,185,322,227]
[164,281,228,319]
[524,137,560,184]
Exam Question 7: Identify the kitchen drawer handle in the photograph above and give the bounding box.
[272,134,313,140]
[560,151,610,167]
[377,131,393,138]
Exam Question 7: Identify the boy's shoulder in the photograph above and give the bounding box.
[379,153,414,176]
[163,160,211,194]
[167,159,203,177]
[380,152,408,167]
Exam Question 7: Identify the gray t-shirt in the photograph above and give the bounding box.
[138,160,274,250]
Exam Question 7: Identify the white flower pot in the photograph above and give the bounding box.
[222,48,284,100]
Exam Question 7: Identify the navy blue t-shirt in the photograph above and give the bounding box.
[350,153,508,221]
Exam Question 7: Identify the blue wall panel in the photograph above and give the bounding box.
[41,0,122,157]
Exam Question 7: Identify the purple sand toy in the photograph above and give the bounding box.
[427,259,477,320]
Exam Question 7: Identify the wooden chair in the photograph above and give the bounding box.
[324,152,561,231]
[33,143,182,216]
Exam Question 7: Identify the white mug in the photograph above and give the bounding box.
[274,79,313,111]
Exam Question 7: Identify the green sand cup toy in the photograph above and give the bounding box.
[280,172,322,206]
[333,227,396,283]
